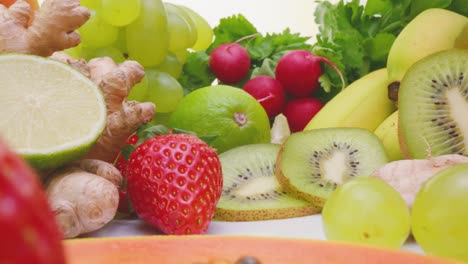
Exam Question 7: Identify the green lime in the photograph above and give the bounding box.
[0,54,107,170]
[169,85,271,153]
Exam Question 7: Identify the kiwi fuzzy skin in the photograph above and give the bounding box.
[275,144,326,208]
[214,204,320,222]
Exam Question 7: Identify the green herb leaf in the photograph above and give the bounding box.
[178,51,215,93]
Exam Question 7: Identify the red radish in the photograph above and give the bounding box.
[242,75,286,118]
[283,98,324,132]
[275,50,345,98]
[209,43,251,84]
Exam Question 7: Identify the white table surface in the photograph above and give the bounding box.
[85,215,424,255]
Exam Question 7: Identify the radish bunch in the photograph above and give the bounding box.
[209,46,344,132]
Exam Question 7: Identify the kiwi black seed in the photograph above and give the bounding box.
[214,143,319,221]
[398,49,468,159]
[276,127,389,208]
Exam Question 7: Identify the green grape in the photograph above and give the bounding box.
[322,177,410,249]
[126,0,168,67]
[164,3,198,52]
[411,164,468,262]
[178,5,213,51]
[150,112,172,126]
[80,0,100,9]
[63,43,83,59]
[113,28,128,54]
[127,75,149,102]
[144,69,184,113]
[155,52,183,79]
[101,0,141,27]
[82,46,125,63]
[173,49,189,64]
[78,10,119,49]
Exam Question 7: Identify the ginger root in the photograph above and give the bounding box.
[45,53,155,238]
[0,0,89,56]
[46,160,122,238]
[371,154,468,207]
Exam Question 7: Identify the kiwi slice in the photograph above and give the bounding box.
[276,128,389,207]
[214,143,319,221]
[398,49,468,158]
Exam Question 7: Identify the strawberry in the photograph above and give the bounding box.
[126,133,223,235]
[115,134,139,214]
[0,138,65,264]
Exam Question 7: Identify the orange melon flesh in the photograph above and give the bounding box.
[64,235,461,264]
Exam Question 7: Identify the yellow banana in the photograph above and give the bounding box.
[373,110,403,161]
[304,68,396,132]
[386,8,468,99]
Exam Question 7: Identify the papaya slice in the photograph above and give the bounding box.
[64,235,461,264]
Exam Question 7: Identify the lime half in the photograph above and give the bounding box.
[0,54,107,170]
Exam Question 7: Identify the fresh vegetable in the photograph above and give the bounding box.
[242,75,286,118]
[126,130,223,235]
[209,42,251,84]
[0,138,65,264]
[275,49,344,98]
[371,154,468,207]
[282,98,323,133]
[0,0,89,56]
[179,0,467,102]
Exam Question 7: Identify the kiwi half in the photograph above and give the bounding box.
[214,143,319,221]
[398,49,468,159]
[276,128,389,208]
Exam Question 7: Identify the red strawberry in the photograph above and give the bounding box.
[0,138,65,264]
[115,134,139,214]
[126,133,223,235]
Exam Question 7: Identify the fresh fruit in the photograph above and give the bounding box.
[398,49,468,159]
[178,5,214,51]
[276,127,389,207]
[242,75,286,118]
[274,50,344,98]
[126,133,223,235]
[100,0,141,27]
[64,236,460,264]
[282,98,324,132]
[304,68,396,132]
[126,0,168,67]
[373,110,403,161]
[411,163,468,262]
[215,143,319,221]
[164,3,198,53]
[155,52,183,79]
[114,134,139,214]
[0,54,107,170]
[168,85,271,154]
[139,69,184,113]
[386,8,468,100]
[322,177,410,249]
[78,10,119,49]
[0,138,65,264]
[209,43,251,84]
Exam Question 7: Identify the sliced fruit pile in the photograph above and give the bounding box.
[0,0,467,263]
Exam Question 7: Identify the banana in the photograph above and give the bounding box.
[373,110,403,161]
[304,68,396,132]
[386,8,468,101]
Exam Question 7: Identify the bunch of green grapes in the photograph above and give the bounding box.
[66,0,214,123]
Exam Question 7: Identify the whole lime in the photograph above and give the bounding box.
[169,85,271,153]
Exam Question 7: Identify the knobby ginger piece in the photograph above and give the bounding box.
[371,154,468,207]
[46,160,122,239]
[0,0,90,56]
